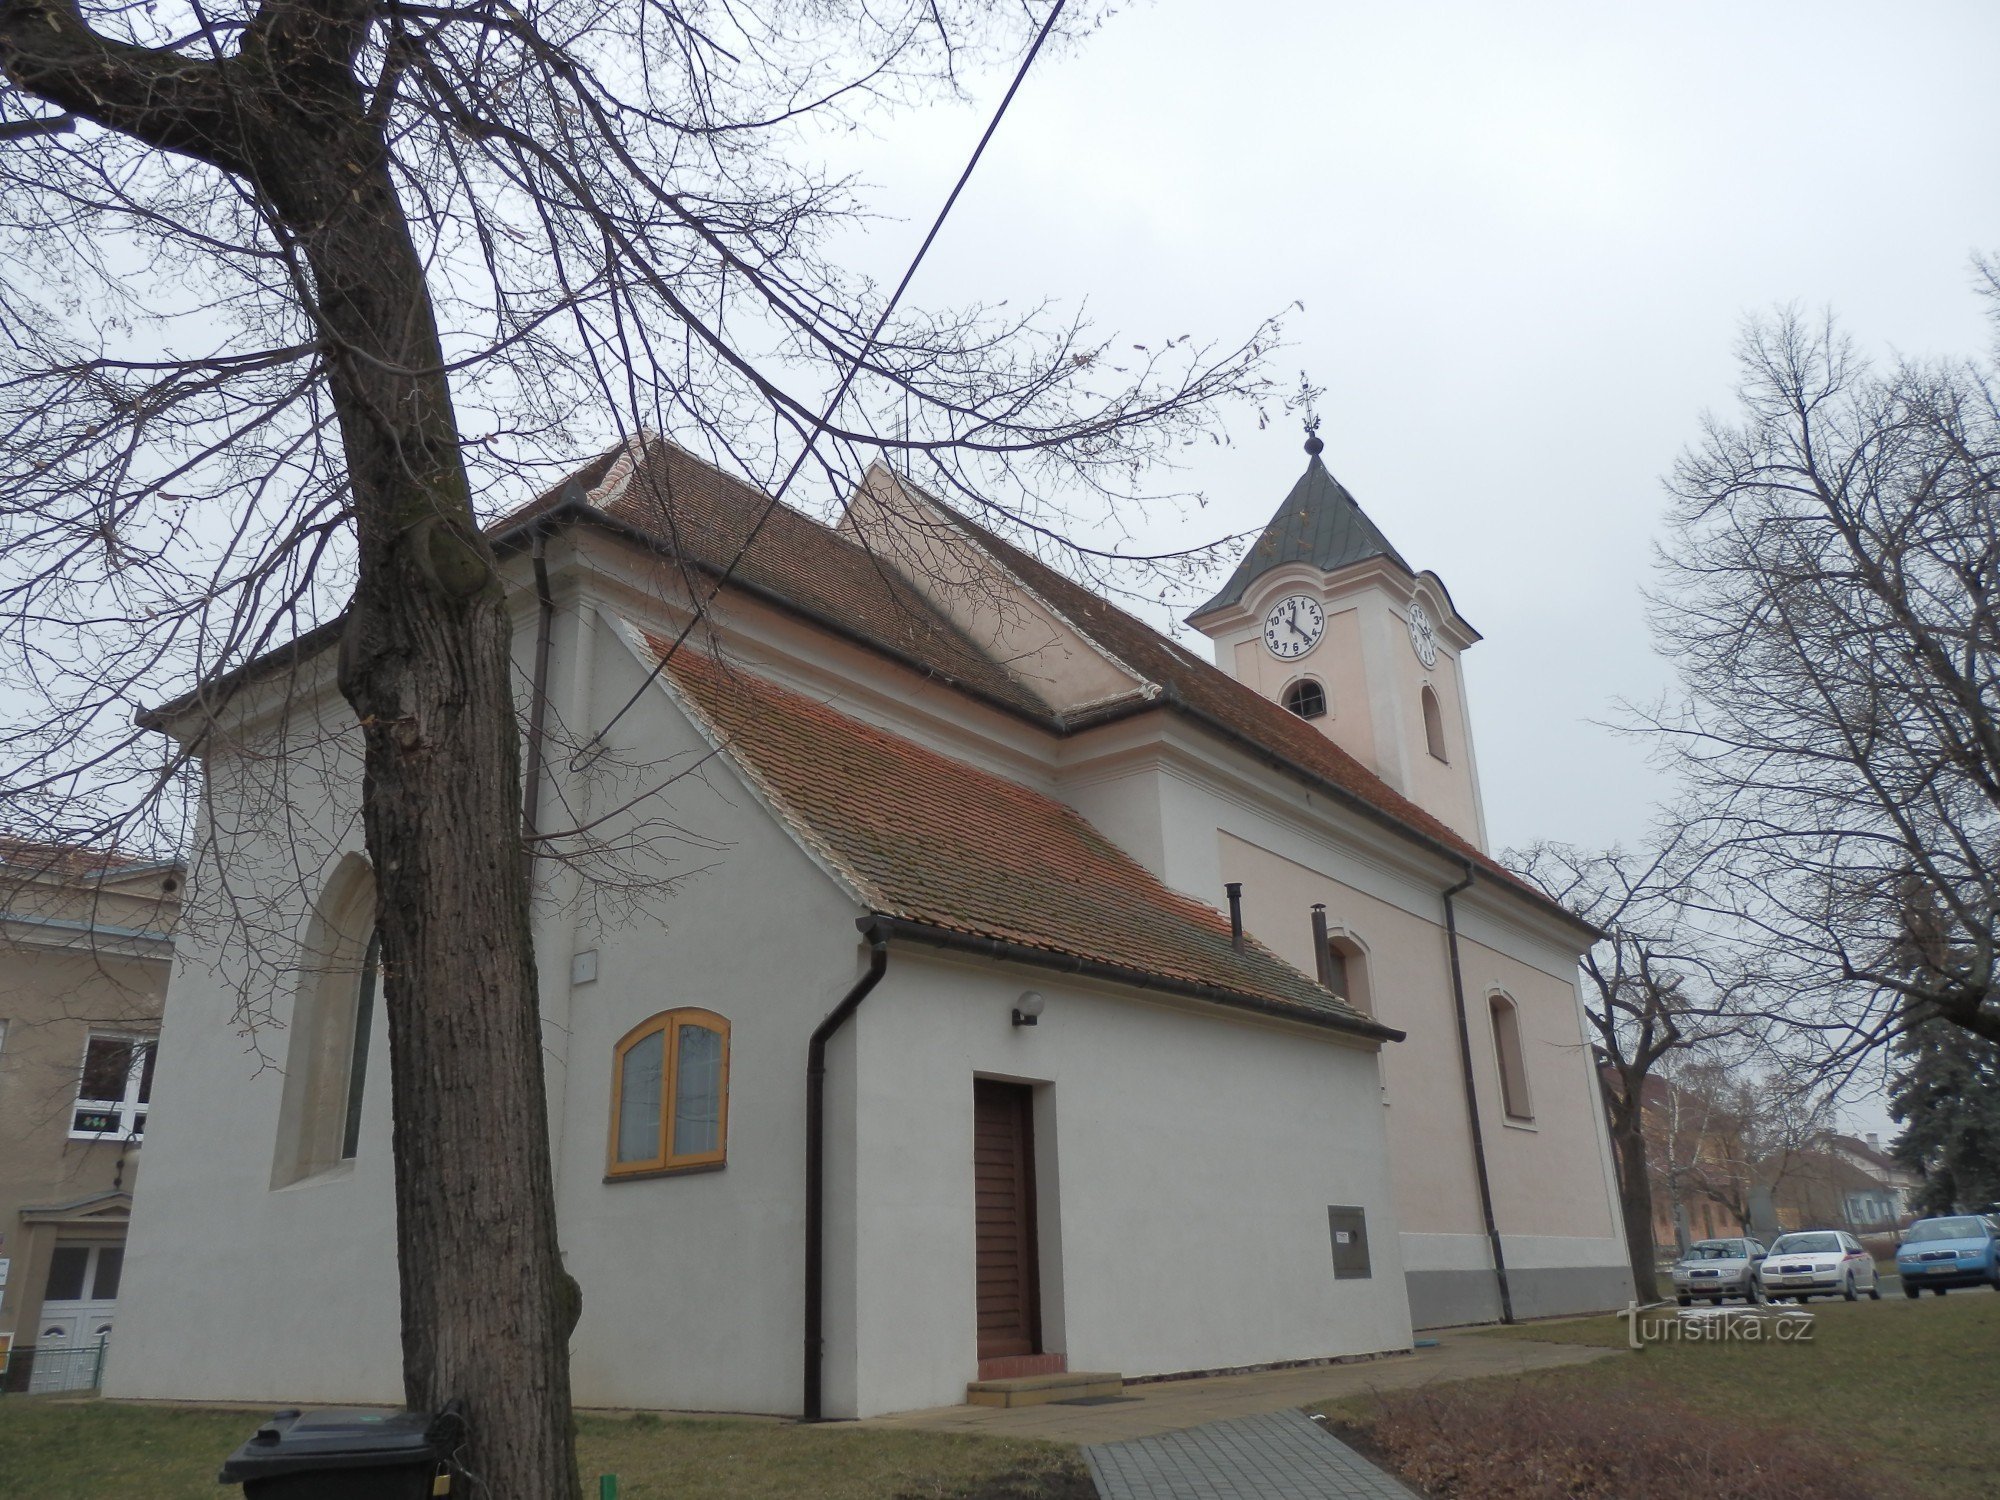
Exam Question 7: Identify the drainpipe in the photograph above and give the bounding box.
[1443,864,1515,1324]
[519,534,558,875]
[1310,904,1333,987]
[1225,883,1245,953]
[803,925,891,1422]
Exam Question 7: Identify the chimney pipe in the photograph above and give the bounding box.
[1225,882,1245,953]
[1310,904,1332,986]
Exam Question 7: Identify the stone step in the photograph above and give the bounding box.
[966,1371,1124,1408]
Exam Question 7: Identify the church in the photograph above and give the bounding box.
[109,434,1632,1419]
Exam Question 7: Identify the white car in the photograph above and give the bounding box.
[1757,1230,1881,1302]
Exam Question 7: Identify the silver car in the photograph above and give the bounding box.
[1671,1237,1767,1305]
[1757,1230,1882,1302]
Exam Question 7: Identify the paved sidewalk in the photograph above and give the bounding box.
[861,1329,1624,1444]
[1084,1408,1418,1500]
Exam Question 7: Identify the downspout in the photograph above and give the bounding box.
[803,925,891,1422]
[1444,864,1515,1324]
[519,535,558,867]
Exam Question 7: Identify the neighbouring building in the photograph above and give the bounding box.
[0,838,181,1393]
[1611,1070,1755,1254]
[110,435,1630,1418]
[1770,1133,1921,1234]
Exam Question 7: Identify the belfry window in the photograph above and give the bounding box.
[1422,685,1448,761]
[1283,679,1327,720]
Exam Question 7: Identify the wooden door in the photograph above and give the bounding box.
[972,1079,1041,1361]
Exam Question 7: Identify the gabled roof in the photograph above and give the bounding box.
[500,437,1051,718]
[148,436,1586,940]
[1190,450,1414,620]
[658,642,1393,1040]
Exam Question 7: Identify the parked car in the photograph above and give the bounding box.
[1894,1214,2000,1297]
[1670,1237,1767,1306]
[1757,1230,1880,1302]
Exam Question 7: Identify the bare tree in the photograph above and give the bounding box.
[1647,1051,1840,1242]
[1511,836,1754,1300]
[0,2,1280,1489]
[1647,288,2000,1067]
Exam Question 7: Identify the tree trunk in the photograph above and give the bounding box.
[1605,1098,1660,1303]
[0,9,581,1484]
[247,68,578,1500]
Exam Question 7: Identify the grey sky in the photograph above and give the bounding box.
[816,0,2000,865]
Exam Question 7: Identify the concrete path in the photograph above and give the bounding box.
[861,1329,1624,1444]
[1084,1408,1418,1500]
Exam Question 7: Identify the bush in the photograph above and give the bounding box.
[1337,1381,1900,1499]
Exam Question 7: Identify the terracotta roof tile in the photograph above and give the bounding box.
[0,836,181,882]
[658,644,1381,1035]
[502,439,1051,717]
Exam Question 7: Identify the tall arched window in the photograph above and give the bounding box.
[272,856,380,1186]
[1421,685,1448,762]
[608,1009,730,1179]
[1322,930,1373,1015]
[1488,993,1533,1122]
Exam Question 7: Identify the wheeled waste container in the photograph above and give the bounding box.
[218,1406,461,1499]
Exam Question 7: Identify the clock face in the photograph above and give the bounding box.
[1263,594,1325,660]
[1407,602,1439,668]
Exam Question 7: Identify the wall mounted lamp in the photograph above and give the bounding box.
[1012,990,1045,1027]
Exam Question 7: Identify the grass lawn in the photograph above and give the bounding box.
[1318,1292,2000,1498]
[0,1401,1091,1500]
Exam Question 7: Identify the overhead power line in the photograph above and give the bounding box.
[576,0,1071,761]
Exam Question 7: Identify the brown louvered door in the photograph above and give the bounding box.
[973,1078,1041,1361]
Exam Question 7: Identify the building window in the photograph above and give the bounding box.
[273,856,380,1186]
[1282,678,1327,720]
[340,931,381,1162]
[1323,932,1373,1015]
[1489,993,1533,1121]
[70,1033,154,1140]
[1421,685,1448,761]
[608,1009,730,1178]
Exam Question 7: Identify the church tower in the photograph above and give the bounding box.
[1187,434,1489,849]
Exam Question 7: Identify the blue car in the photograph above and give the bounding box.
[1895,1214,2000,1297]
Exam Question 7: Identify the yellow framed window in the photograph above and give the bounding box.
[608,1009,730,1177]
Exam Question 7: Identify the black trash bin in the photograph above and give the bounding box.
[218,1406,460,1499]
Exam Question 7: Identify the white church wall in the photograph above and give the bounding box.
[843,950,1411,1419]
[108,684,405,1405]
[553,618,877,1415]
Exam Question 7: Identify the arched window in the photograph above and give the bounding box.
[608,1009,730,1178]
[1488,993,1533,1122]
[1322,930,1373,1015]
[1282,678,1327,720]
[340,930,381,1161]
[1421,685,1448,762]
[272,857,379,1186]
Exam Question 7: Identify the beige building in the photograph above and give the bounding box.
[0,839,180,1392]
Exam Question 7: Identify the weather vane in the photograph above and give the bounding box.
[1287,372,1326,456]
